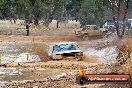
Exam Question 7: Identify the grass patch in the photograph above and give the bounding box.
[17,27,49,30]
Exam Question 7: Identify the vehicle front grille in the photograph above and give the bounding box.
[62,52,82,58]
[63,53,75,57]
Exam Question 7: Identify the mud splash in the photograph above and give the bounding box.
[84,46,118,64]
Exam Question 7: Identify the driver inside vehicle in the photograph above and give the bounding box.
[69,44,76,50]
[53,44,77,52]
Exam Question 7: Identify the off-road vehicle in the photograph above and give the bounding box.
[75,25,108,40]
[48,42,83,60]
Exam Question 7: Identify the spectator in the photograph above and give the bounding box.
[25,22,31,36]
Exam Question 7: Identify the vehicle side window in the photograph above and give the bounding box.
[53,45,60,52]
[76,45,80,49]
[94,26,98,30]
[69,45,76,50]
[52,43,79,52]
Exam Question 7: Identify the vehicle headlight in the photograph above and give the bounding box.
[76,52,83,56]
[53,54,63,59]
[78,31,81,33]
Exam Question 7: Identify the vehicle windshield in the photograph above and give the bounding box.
[53,43,79,52]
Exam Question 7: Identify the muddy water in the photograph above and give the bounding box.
[0,42,118,64]
[0,67,70,87]
[0,42,32,54]
[0,42,119,87]
[0,41,119,63]
[0,42,41,64]
[0,67,69,81]
[0,42,71,87]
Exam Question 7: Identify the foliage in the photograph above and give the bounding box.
[79,0,111,26]
[0,0,68,25]
[66,0,82,20]
[0,0,131,31]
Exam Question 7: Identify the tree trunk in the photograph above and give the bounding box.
[117,0,121,37]
[44,18,52,27]
[112,10,120,37]
[13,19,16,24]
[34,18,39,26]
[75,16,78,22]
[110,0,129,38]
[9,19,13,24]
[121,0,129,36]
[57,20,59,28]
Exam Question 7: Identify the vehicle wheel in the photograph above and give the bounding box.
[76,75,86,85]
[82,34,89,40]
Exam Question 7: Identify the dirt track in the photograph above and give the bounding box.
[0,34,131,88]
[0,35,82,42]
[0,21,131,87]
[4,61,130,88]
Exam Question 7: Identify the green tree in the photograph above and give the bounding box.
[53,0,69,28]
[0,0,27,23]
[21,0,46,25]
[0,0,78,26]
[42,0,71,27]
[79,0,110,26]
[66,0,82,21]
[0,0,17,22]
[0,0,5,19]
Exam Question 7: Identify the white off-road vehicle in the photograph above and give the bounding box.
[48,42,83,60]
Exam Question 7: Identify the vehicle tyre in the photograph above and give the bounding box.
[82,34,89,40]
[76,75,86,85]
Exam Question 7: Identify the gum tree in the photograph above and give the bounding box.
[79,0,110,26]
[109,0,129,38]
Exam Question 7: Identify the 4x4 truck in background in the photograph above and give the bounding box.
[75,25,108,40]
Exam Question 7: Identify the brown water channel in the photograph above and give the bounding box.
[0,42,71,87]
[0,67,70,87]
